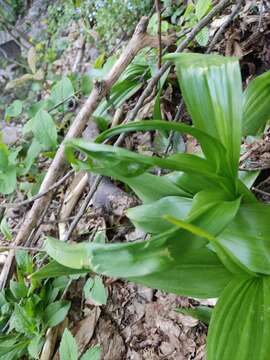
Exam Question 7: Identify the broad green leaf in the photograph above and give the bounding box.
[89,55,116,80]
[238,170,259,189]
[176,305,212,325]
[30,260,87,281]
[65,138,225,187]
[19,139,42,176]
[0,165,16,194]
[10,280,28,299]
[45,198,246,299]
[167,171,222,196]
[59,328,78,360]
[5,100,23,119]
[93,53,105,69]
[166,213,253,275]
[33,110,57,150]
[83,276,107,305]
[127,196,192,233]
[236,178,257,203]
[191,195,239,233]
[28,335,43,359]
[15,250,33,275]
[52,276,70,291]
[195,0,212,19]
[45,234,232,298]
[44,300,71,328]
[0,217,12,241]
[93,229,107,244]
[122,172,190,203]
[9,304,36,335]
[165,53,242,178]
[218,203,270,274]
[243,71,270,135]
[81,74,92,95]
[95,120,227,174]
[148,13,169,35]
[207,276,270,360]
[0,143,9,171]
[27,99,54,118]
[187,189,231,220]
[195,27,209,47]
[153,68,171,120]
[81,345,102,360]
[0,339,28,360]
[50,77,74,111]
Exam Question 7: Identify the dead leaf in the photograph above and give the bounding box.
[33,68,44,80]
[27,46,37,74]
[74,308,101,357]
[5,73,34,90]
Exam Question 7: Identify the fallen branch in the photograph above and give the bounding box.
[0,16,175,289]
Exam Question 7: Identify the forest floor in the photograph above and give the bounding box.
[0,1,270,359]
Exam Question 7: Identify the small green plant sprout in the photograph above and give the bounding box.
[0,250,71,359]
[60,328,101,360]
[41,53,270,360]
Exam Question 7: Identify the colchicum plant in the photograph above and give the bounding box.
[38,53,270,359]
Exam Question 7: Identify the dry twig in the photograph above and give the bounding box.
[155,0,162,68]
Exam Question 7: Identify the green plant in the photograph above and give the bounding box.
[0,250,72,359]
[59,328,101,360]
[41,52,270,359]
[77,0,152,50]
[0,75,75,196]
[162,0,213,46]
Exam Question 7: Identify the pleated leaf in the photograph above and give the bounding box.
[45,231,232,299]
[127,196,192,233]
[207,276,270,360]
[65,138,225,186]
[243,71,270,135]
[122,172,190,203]
[166,213,253,276]
[165,53,243,178]
[95,120,227,174]
[218,203,270,274]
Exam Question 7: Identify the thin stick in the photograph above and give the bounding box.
[63,176,102,241]
[48,91,80,113]
[252,187,270,197]
[0,245,43,252]
[207,0,243,53]
[155,0,162,68]
[0,170,74,209]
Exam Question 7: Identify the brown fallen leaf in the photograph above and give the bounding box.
[74,307,101,358]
